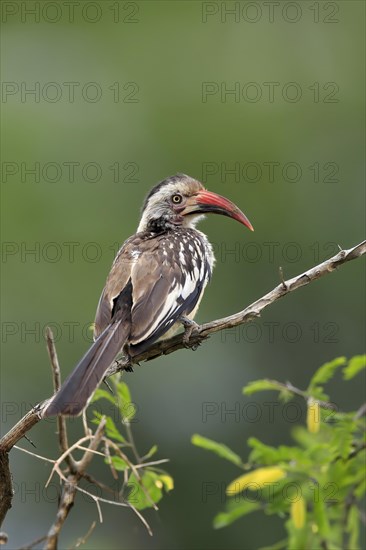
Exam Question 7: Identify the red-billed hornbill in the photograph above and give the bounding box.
[44,174,253,416]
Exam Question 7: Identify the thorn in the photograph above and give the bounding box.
[24,434,36,448]
[279,267,287,290]
[103,379,114,394]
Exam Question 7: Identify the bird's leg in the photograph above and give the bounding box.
[114,349,135,372]
[114,357,134,372]
[179,316,201,349]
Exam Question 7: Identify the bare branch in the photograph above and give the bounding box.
[44,417,106,549]
[73,521,96,549]
[45,327,62,394]
[14,446,55,464]
[75,417,106,472]
[44,475,78,550]
[0,405,43,454]
[109,239,366,372]
[45,327,74,470]
[0,453,12,527]
[17,534,48,549]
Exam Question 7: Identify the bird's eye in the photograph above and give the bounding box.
[171,194,183,204]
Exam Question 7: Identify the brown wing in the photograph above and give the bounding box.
[129,231,210,352]
[94,230,210,352]
[93,234,145,339]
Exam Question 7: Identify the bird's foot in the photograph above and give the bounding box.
[179,316,201,350]
[114,355,134,373]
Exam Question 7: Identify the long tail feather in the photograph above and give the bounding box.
[43,321,129,416]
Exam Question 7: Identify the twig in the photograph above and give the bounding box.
[262,380,338,410]
[44,475,78,550]
[45,435,97,487]
[45,327,62,393]
[73,521,96,548]
[75,417,106,472]
[345,442,366,461]
[44,417,107,550]
[80,473,117,497]
[125,502,153,537]
[14,446,55,464]
[45,328,74,470]
[354,402,366,420]
[124,422,141,464]
[133,458,169,469]
[279,266,287,290]
[17,534,48,550]
[0,405,43,454]
[103,440,118,480]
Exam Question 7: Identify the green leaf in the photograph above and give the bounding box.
[309,387,330,403]
[340,468,366,492]
[343,355,366,380]
[191,434,242,466]
[243,379,285,396]
[313,491,330,538]
[159,474,174,492]
[265,481,302,515]
[247,437,295,466]
[286,517,309,550]
[109,455,129,471]
[354,476,366,499]
[308,357,346,391]
[144,444,158,460]
[92,412,125,443]
[330,417,356,460]
[347,505,360,550]
[258,539,288,550]
[213,501,260,528]
[242,379,293,402]
[117,380,132,404]
[278,388,294,403]
[127,471,163,510]
[91,388,116,405]
[116,381,136,421]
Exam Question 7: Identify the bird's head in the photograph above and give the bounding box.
[137,174,254,233]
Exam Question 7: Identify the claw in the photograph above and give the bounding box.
[179,316,200,349]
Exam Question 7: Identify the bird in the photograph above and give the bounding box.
[43,174,254,417]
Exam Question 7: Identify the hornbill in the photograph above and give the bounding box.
[43,174,254,416]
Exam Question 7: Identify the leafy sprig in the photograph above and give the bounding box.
[192,355,366,550]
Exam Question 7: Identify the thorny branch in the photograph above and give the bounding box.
[0,239,364,545]
[111,240,366,372]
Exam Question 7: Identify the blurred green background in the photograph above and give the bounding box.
[1,1,365,548]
